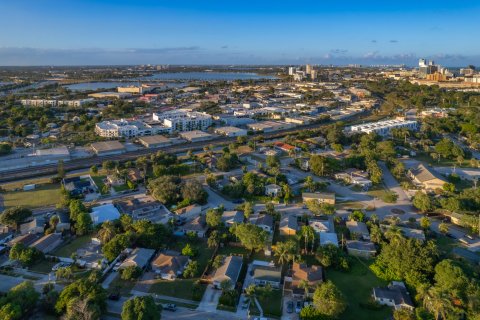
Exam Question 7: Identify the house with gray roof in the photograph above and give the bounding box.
[373,281,414,310]
[222,211,245,226]
[279,215,299,236]
[119,247,156,270]
[407,163,446,191]
[252,263,282,288]
[346,240,376,258]
[212,255,243,289]
[252,214,274,233]
[346,220,370,240]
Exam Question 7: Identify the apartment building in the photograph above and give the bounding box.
[152,110,212,132]
[21,98,94,107]
[95,119,167,138]
[346,119,418,136]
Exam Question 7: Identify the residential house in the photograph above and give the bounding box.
[346,240,376,258]
[252,214,274,233]
[279,215,298,236]
[19,217,45,235]
[30,233,63,254]
[212,255,243,289]
[373,281,414,310]
[334,169,372,189]
[8,234,39,247]
[174,204,202,216]
[106,175,125,186]
[55,212,71,232]
[346,220,370,240]
[116,195,171,223]
[252,262,282,288]
[265,184,282,197]
[302,192,336,205]
[283,262,323,298]
[319,233,339,247]
[151,251,189,280]
[127,168,144,183]
[308,217,332,234]
[407,163,446,191]
[221,211,245,227]
[119,247,156,270]
[90,204,121,225]
[181,215,207,238]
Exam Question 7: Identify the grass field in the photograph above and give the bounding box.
[2,184,61,209]
[256,289,283,318]
[113,184,130,192]
[327,257,391,320]
[29,260,58,274]
[51,235,92,258]
[109,274,136,295]
[149,278,206,301]
[91,175,108,194]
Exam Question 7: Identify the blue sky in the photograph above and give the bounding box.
[0,0,479,66]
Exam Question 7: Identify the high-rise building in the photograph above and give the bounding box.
[310,69,317,80]
[288,67,296,75]
[306,64,312,75]
[418,59,427,67]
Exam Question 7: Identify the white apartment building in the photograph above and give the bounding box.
[152,110,212,132]
[95,119,168,138]
[21,98,94,107]
[346,119,418,136]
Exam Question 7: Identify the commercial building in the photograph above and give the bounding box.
[90,141,126,155]
[138,135,172,148]
[21,98,94,107]
[152,110,212,133]
[179,130,214,142]
[88,92,131,99]
[246,121,294,133]
[214,126,247,137]
[346,119,418,136]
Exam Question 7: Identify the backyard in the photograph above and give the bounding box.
[327,257,391,320]
[149,278,206,302]
[51,235,92,258]
[256,289,283,318]
[2,183,61,209]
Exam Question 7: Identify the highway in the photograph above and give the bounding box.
[0,120,338,183]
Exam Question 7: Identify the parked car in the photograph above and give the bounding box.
[108,293,120,301]
[162,303,177,312]
[286,301,294,313]
[52,262,72,271]
[295,300,303,313]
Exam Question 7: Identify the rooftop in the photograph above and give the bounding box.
[91,140,125,152]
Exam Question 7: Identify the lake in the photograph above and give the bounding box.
[142,72,276,81]
[63,81,184,92]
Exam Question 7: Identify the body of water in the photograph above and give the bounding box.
[63,72,275,91]
[143,71,276,81]
[63,81,184,92]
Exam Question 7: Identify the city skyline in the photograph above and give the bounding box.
[0,0,479,66]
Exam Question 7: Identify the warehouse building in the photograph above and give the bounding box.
[91,141,126,155]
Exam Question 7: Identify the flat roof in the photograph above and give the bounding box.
[179,130,213,139]
[91,141,125,152]
[138,135,171,145]
[215,126,246,133]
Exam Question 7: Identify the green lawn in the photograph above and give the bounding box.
[256,289,283,318]
[51,235,92,258]
[327,258,392,320]
[435,234,457,256]
[113,184,130,192]
[29,260,58,274]
[108,274,136,295]
[2,184,61,209]
[217,246,250,257]
[169,239,214,273]
[149,278,206,301]
[91,175,108,194]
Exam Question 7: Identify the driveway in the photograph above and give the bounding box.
[197,284,221,312]
[132,271,156,293]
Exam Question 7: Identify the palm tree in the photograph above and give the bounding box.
[98,221,116,244]
[274,241,293,265]
[422,287,454,320]
[50,215,60,231]
[300,226,316,254]
[304,176,315,192]
[298,279,310,298]
[385,226,403,244]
